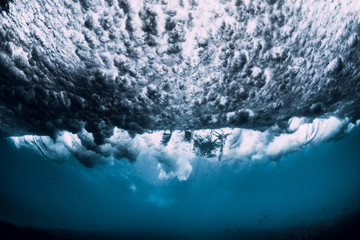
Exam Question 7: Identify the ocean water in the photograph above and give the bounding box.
[1,0,360,239]
[1,127,360,239]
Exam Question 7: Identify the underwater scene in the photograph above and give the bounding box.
[1,0,360,239]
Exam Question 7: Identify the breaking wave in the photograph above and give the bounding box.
[1,0,360,180]
[10,117,359,180]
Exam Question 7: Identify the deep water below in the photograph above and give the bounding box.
[1,127,360,240]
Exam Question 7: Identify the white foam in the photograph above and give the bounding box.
[247,19,258,35]
[10,117,357,181]
[2,0,360,181]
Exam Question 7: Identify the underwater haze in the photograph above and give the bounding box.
[1,0,360,239]
[1,122,360,239]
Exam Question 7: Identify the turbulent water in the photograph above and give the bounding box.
[0,0,360,179]
[1,0,360,239]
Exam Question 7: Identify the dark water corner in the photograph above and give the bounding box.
[1,209,360,240]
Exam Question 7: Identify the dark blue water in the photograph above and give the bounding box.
[1,127,360,239]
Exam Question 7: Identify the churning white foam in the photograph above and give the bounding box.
[10,117,359,181]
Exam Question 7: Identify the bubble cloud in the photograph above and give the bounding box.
[1,0,360,180]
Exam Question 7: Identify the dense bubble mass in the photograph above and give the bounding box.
[1,0,360,178]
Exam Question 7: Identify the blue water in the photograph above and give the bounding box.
[1,127,360,239]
